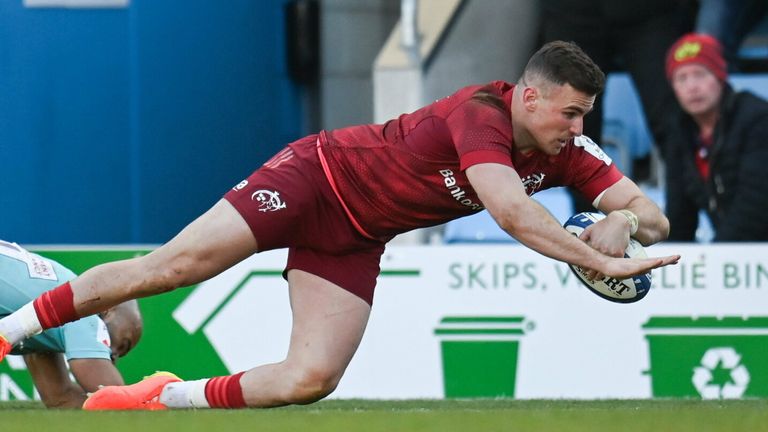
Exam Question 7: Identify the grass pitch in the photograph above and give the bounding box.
[2,399,766,432]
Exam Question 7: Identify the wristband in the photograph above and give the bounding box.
[616,209,639,236]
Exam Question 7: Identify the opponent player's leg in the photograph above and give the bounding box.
[0,199,258,350]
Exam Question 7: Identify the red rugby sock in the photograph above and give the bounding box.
[32,281,79,329]
[204,372,247,409]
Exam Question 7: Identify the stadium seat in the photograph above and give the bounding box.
[640,184,665,212]
[736,14,768,72]
[640,184,714,243]
[601,119,633,175]
[533,187,573,224]
[442,210,513,243]
[695,211,715,243]
[601,73,654,164]
[730,73,768,99]
[442,187,573,243]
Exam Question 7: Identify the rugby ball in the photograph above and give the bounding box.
[563,212,652,303]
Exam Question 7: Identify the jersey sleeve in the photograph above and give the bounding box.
[566,135,624,201]
[61,316,112,361]
[444,99,514,171]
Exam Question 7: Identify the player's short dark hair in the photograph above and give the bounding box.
[522,41,605,96]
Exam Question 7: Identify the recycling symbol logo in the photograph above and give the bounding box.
[692,347,750,399]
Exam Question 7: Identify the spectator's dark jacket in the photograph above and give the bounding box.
[665,85,768,241]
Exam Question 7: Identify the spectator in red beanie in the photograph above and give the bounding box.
[666,33,728,82]
[664,33,768,241]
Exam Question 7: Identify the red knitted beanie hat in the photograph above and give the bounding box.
[666,33,727,82]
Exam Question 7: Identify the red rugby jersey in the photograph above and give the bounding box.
[317,81,622,241]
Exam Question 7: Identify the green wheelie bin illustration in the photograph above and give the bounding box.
[643,316,768,399]
[435,316,527,398]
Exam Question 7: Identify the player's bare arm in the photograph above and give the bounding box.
[466,163,679,278]
[595,176,670,245]
[24,353,85,408]
[24,352,124,408]
[69,358,125,392]
[579,176,670,258]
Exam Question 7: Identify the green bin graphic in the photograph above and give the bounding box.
[434,316,526,398]
[643,316,768,399]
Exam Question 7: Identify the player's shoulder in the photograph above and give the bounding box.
[471,80,513,94]
[567,135,613,165]
[447,80,513,101]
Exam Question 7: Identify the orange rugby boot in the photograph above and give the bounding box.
[83,371,182,410]
[0,335,11,362]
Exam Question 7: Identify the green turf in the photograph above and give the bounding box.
[2,399,767,432]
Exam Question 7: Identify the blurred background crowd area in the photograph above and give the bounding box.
[1,0,766,245]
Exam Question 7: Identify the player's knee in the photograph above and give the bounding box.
[285,365,341,404]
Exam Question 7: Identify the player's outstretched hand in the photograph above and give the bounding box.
[602,255,680,280]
